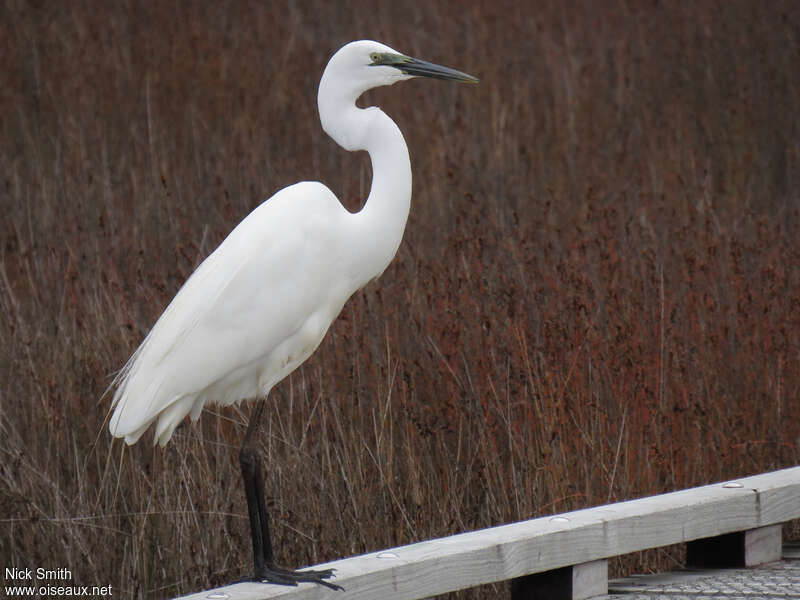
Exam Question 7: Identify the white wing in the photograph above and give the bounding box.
[110,181,360,446]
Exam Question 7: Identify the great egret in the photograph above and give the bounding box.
[110,40,477,589]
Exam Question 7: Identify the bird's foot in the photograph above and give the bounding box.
[250,565,343,591]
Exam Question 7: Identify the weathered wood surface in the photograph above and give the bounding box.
[176,467,800,600]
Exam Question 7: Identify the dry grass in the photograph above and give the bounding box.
[1,1,799,598]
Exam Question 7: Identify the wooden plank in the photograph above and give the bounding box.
[572,559,608,600]
[744,524,783,565]
[176,467,800,600]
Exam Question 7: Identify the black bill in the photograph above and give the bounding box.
[371,52,478,83]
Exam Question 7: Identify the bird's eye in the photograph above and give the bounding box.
[369,52,381,64]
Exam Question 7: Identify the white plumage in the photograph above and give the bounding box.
[111,181,365,446]
[109,41,451,447]
[110,39,476,446]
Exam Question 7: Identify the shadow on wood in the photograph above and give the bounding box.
[686,524,783,568]
[510,559,607,600]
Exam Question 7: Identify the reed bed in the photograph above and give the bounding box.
[1,1,798,597]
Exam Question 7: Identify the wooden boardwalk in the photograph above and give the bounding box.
[177,467,800,600]
[601,543,800,599]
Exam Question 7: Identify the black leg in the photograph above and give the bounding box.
[252,448,275,566]
[238,397,343,591]
[240,398,272,572]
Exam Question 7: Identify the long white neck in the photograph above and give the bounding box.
[318,80,412,287]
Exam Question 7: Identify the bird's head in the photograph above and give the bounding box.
[318,40,477,151]
[320,40,478,103]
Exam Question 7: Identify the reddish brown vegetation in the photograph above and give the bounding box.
[1,1,798,598]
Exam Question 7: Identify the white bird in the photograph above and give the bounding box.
[110,40,477,589]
